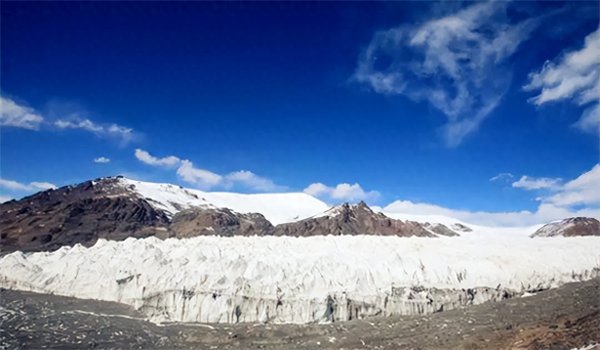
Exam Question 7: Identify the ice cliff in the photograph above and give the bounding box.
[1,234,598,324]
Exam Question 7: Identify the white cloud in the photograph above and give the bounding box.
[225,171,282,192]
[524,28,600,134]
[136,149,283,192]
[93,157,111,164]
[134,149,181,167]
[176,160,223,188]
[0,178,57,192]
[384,163,600,226]
[303,182,379,202]
[55,118,134,143]
[512,175,562,190]
[0,96,44,130]
[489,172,514,182]
[354,2,541,146]
[546,163,600,207]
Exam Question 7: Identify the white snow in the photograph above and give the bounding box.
[1,234,598,324]
[382,212,543,237]
[119,178,329,225]
[117,177,543,235]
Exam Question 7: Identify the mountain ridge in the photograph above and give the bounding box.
[1,176,597,254]
[0,177,465,253]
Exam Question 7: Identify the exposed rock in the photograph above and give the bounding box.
[423,223,460,237]
[170,207,274,237]
[531,217,600,237]
[0,177,170,254]
[451,223,472,232]
[274,202,438,237]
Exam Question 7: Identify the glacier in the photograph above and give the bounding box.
[1,234,599,324]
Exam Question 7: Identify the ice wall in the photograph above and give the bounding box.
[1,235,598,324]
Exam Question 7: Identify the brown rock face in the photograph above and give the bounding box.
[531,217,600,237]
[169,208,274,238]
[274,202,439,237]
[0,177,170,254]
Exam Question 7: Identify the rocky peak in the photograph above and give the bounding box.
[275,202,441,237]
[531,217,600,237]
[0,177,170,254]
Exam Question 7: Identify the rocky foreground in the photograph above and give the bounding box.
[1,279,598,350]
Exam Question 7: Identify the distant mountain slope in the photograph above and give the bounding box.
[274,202,459,237]
[170,208,274,238]
[122,178,329,225]
[14,176,593,254]
[531,217,600,237]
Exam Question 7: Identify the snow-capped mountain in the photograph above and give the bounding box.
[274,202,458,237]
[531,217,600,237]
[0,176,472,253]
[121,177,329,225]
[1,176,600,325]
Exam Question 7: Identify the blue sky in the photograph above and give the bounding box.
[1,1,599,226]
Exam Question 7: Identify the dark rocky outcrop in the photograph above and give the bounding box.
[274,202,440,237]
[531,217,600,237]
[169,208,274,238]
[0,177,170,254]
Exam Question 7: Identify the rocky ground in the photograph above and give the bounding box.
[1,279,599,350]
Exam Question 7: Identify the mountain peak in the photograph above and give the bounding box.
[531,217,600,237]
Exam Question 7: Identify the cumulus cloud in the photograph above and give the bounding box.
[524,28,600,134]
[135,149,284,192]
[224,170,282,192]
[176,160,223,188]
[384,163,600,226]
[134,149,181,167]
[0,178,57,192]
[93,157,111,164]
[512,175,562,190]
[0,96,44,130]
[354,2,542,146]
[303,182,379,202]
[55,118,134,144]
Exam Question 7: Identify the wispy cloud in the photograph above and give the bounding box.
[55,118,134,144]
[524,28,600,135]
[546,163,600,208]
[304,182,379,202]
[135,149,283,192]
[0,96,44,130]
[1,93,136,144]
[93,157,111,164]
[489,172,514,182]
[0,178,57,192]
[512,175,562,190]
[384,163,600,226]
[354,2,542,146]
